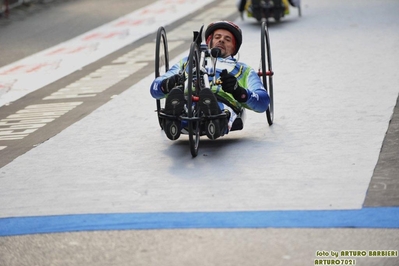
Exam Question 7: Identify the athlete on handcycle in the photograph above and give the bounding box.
[150,21,270,141]
[237,0,301,22]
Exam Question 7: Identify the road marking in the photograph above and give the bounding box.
[1,207,398,236]
[0,0,216,107]
[44,63,148,100]
[0,40,185,144]
[0,102,82,140]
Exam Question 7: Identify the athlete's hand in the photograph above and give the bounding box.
[220,69,248,102]
[161,74,181,93]
[220,69,238,94]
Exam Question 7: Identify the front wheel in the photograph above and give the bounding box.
[186,42,201,157]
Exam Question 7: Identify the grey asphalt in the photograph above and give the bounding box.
[0,1,398,265]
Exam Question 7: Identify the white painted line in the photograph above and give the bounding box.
[0,102,83,140]
[0,0,216,107]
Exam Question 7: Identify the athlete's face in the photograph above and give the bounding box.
[210,29,235,58]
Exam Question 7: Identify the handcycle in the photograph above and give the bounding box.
[154,22,274,157]
[239,0,301,24]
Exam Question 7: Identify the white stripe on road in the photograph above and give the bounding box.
[0,102,82,140]
[0,0,216,107]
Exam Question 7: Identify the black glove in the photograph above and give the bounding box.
[161,74,181,94]
[220,69,248,102]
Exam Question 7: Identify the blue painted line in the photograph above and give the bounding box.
[1,207,398,236]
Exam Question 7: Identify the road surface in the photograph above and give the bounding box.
[0,0,398,265]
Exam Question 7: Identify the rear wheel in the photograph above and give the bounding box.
[186,42,201,157]
[261,21,274,126]
[155,26,169,129]
[289,0,302,16]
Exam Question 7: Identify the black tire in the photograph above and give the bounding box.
[186,42,201,157]
[155,26,169,129]
[261,21,274,126]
